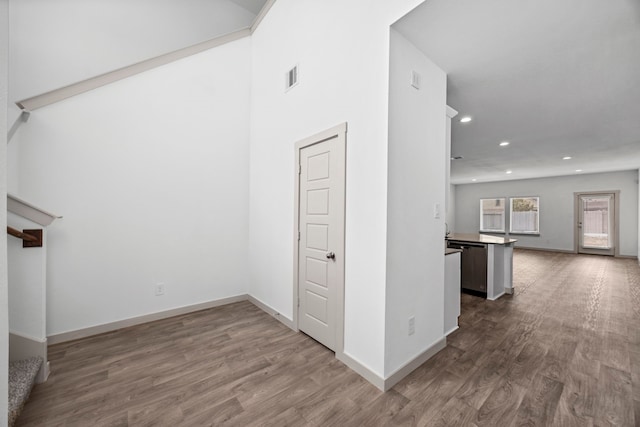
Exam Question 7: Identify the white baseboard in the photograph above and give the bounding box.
[516,246,638,260]
[336,351,385,391]
[444,325,459,336]
[47,294,297,345]
[515,246,575,254]
[248,295,295,331]
[9,332,49,383]
[382,338,447,391]
[488,291,506,301]
[48,294,249,345]
[42,293,448,394]
[336,337,447,392]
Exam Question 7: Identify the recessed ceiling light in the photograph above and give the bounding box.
[499,141,510,147]
[563,156,572,160]
[471,178,477,182]
[460,116,472,123]
[506,170,513,174]
[575,169,583,172]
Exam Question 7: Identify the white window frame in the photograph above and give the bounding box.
[509,196,540,234]
[480,198,506,233]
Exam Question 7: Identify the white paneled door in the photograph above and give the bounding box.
[296,124,346,352]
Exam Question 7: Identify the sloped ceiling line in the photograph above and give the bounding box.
[15,0,277,113]
[250,0,276,33]
[16,28,251,112]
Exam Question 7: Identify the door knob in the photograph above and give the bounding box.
[326,252,335,260]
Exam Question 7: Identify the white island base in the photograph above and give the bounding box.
[444,249,461,335]
[486,243,514,300]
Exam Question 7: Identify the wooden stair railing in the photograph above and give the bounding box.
[6,226,43,248]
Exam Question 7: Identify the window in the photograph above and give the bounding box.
[480,198,506,232]
[510,197,539,234]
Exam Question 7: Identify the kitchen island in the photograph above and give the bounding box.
[444,247,462,335]
[446,233,517,300]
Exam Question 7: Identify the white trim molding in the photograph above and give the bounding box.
[14,1,280,112]
[9,332,49,383]
[336,352,385,391]
[7,193,61,226]
[7,110,30,143]
[44,290,449,393]
[250,0,276,33]
[49,294,295,345]
[336,338,447,392]
[48,294,248,344]
[47,294,297,345]
[16,28,251,111]
[382,338,447,391]
[248,295,295,330]
[446,105,458,119]
[444,325,459,336]
[293,122,347,354]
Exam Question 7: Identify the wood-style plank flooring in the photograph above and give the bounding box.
[17,250,640,426]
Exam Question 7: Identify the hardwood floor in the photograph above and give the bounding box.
[16,250,640,426]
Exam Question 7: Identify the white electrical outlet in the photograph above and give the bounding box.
[155,283,165,296]
[408,316,415,336]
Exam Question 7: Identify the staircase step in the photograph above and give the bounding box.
[8,356,43,427]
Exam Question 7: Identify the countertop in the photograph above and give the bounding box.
[446,233,517,245]
[445,248,462,255]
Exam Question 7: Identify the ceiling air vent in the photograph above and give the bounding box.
[285,65,299,91]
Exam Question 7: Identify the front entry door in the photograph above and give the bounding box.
[576,192,616,256]
[296,124,346,351]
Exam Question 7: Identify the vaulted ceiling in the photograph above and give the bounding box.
[395,0,640,184]
[229,0,267,15]
[10,0,640,185]
[9,0,267,102]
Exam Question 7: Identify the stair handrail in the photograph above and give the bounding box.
[6,226,43,247]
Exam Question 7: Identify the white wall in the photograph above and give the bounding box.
[7,214,47,340]
[455,170,639,256]
[1,0,9,421]
[249,0,424,377]
[7,126,18,193]
[8,0,256,102]
[447,184,456,231]
[385,29,446,376]
[10,37,252,336]
[445,109,456,232]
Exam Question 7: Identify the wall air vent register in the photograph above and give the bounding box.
[285,65,299,91]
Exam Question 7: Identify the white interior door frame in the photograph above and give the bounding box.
[293,122,346,355]
[574,190,620,256]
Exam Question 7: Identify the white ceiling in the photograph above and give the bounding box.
[9,0,267,102]
[229,0,267,15]
[394,0,640,184]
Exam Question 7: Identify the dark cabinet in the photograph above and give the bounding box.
[447,241,487,297]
